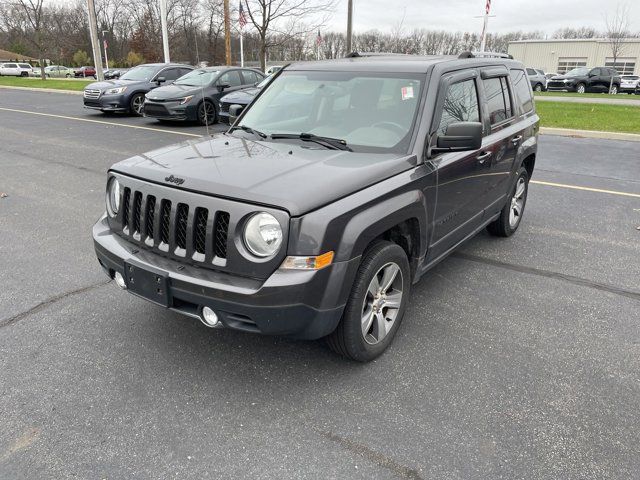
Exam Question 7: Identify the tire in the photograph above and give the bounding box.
[129,93,145,116]
[65,73,70,78]
[534,83,543,92]
[326,241,411,362]
[487,166,529,237]
[610,84,618,95]
[576,83,586,94]
[197,100,217,126]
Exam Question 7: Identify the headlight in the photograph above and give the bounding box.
[105,86,127,95]
[243,213,283,257]
[106,177,120,217]
[179,95,194,105]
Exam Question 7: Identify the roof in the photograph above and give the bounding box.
[509,38,640,45]
[0,49,38,62]
[286,54,521,74]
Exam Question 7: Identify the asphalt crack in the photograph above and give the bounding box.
[453,252,640,302]
[0,280,111,329]
[318,430,423,479]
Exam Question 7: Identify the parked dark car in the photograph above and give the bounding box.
[526,67,547,91]
[547,67,621,94]
[83,63,194,116]
[75,66,97,78]
[143,66,265,125]
[218,76,270,123]
[93,52,539,361]
[104,68,128,80]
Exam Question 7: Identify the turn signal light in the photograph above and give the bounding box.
[280,251,334,270]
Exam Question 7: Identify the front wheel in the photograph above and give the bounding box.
[610,84,618,95]
[129,93,145,116]
[197,101,217,125]
[534,83,543,92]
[487,166,529,237]
[326,241,410,362]
[576,83,586,94]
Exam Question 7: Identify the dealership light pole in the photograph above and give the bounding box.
[86,0,104,80]
[346,0,353,54]
[224,0,232,65]
[159,0,170,62]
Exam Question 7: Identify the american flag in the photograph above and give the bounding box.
[239,1,247,29]
[103,39,108,49]
[485,0,491,14]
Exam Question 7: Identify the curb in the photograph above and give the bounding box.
[0,85,83,95]
[540,127,640,142]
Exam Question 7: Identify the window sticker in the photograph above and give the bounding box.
[401,85,414,100]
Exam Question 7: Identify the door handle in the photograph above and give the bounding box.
[511,135,523,145]
[476,151,492,164]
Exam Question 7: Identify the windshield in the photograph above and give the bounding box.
[120,66,158,81]
[565,67,590,76]
[175,69,219,86]
[238,71,424,153]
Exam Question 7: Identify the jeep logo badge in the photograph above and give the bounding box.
[165,175,185,185]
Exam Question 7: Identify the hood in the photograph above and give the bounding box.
[85,79,143,90]
[146,84,205,100]
[110,135,415,216]
[221,87,260,104]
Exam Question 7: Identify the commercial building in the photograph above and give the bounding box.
[0,48,38,64]
[508,38,640,76]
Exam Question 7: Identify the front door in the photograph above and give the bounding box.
[427,72,488,261]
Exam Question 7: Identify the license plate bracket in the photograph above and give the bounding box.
[124,260,170,307]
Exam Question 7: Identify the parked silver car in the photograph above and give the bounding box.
[526,68,547,92]
[620,75,639,94]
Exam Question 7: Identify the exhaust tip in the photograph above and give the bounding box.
[200,307,220,327]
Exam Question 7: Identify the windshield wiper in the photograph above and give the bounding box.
[270,133,352,151]
[229,124,267,139]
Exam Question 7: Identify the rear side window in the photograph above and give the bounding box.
[509,69,533,114]
[437,79,480,135]
[19,64,31,69]
[242,70,262,84]
[483,77,513,125]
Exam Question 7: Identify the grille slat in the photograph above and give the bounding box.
[214,212,230,259]
[121,188,131,233]
[145,195,156,240]
[174,203,189,252]
[160,200,172,245]
[132,191,143,235]
[193,208,208,255]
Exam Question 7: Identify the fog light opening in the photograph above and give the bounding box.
[200,307,219,327]
[114,271,127,290]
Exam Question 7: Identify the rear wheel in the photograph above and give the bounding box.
[610,84,618,95]
[129,93,145,116]
[487,166,529,237]
[576,83,586,94]
[326,241,410,362]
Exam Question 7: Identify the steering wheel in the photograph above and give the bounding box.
[372,121,406,136]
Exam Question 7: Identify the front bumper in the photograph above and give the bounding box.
[143,100,198,122]
[83,94,128,112]
[93,215,358,339]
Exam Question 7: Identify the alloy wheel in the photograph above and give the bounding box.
[509,177,526,228]
[199,102,215,125]
[132,95,144,115]
[361,262,403,345]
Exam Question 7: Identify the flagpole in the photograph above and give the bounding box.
[240,30,244,67]
[480,0,491,52]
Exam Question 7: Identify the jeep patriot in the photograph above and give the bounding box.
[93,52,539,361]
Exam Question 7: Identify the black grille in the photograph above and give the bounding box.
[175,203,189,250]
[145,195,156,239]
[220,102,231,113]
[160,200,172,244]
[214,212,230,258]
[193,207,208,254]
[115,185,232,267]
[122,188,131,230]
[144,103,170,116]
[132,191,143,234]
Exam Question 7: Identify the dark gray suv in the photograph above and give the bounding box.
[93,52,539,361]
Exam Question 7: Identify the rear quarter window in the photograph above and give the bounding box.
[509,69,534,114]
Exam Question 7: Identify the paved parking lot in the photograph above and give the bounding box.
[1,89,639,479]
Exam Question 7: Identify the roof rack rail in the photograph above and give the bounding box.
[345,51,409,58]
[459,51,513,59]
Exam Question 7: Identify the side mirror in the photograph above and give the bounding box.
[156,76,166,84]
[434,122,483,152]
[217,83,231,91]
[228,104,244,125]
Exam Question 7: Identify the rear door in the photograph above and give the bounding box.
[478,67,523,217]
[427,70,487,258]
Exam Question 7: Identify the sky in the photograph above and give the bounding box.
[326,0,640,35]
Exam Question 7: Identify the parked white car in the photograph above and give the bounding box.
[620,75,639,94]
[0,62,32,77]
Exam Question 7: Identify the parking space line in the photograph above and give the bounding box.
[0,106,201,138]
[531,180,640,199]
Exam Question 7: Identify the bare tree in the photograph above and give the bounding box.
[243,0,334,71]
[605,3,631,92]
[13,0,46,79]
